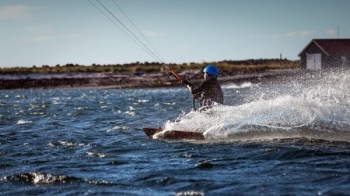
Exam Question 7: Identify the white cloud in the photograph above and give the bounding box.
[273,30,316,39]
[142,30,165,37]
[325,29,336,35]
[25,25,51,34]
[0,5,32,20]
[27,34,81,42]
[299,30,315,37]
[285,31,298,37]
[23,24,81,42]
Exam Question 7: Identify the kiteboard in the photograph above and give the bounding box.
[142,127,205,140]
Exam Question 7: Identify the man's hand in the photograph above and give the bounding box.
[180,79,191,86]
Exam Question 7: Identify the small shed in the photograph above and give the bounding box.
[298,39,350,70]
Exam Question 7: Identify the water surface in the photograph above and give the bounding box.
[1,70,349,195]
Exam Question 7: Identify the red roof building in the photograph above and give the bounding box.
[298,39,350,69]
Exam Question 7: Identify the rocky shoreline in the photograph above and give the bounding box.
[0,69,300,90]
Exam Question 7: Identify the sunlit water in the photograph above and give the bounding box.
[1,69,349,195]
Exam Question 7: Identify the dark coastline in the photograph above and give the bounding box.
[0,69,301,90]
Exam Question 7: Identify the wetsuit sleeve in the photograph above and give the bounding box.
[191,80,210,98]
[192,80,209,93]
[183,80,192,86]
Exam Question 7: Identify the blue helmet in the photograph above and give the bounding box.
[203,65,219,76]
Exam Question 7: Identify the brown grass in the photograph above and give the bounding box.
[0,59,300,74]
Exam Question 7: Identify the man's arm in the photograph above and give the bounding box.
[180,80,193,92]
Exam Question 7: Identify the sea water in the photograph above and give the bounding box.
[0,69,349,195]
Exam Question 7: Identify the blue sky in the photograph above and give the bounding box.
[1,0,350,67]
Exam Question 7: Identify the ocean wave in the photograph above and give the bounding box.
[222,82,260,89]
[107,125,129,132]
[174,191,204,196]
[48,140,87,147]
[2,172,81,185]
[87,151,108,158]
[16,120,33,125]
[1,172,116,185]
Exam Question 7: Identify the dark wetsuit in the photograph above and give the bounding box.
[190,78,224,108]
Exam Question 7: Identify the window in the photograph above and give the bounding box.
[341,56,349,66]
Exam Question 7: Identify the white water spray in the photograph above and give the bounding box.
[164,69,350,142]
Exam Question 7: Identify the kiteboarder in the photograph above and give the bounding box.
[181,65,224,110]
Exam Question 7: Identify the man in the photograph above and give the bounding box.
[181,65,224,110]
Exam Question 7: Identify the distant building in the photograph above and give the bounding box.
[298,39,350,70]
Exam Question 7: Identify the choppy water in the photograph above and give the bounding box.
[1,69,350,195]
